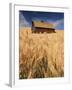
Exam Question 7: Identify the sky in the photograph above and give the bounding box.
[19,10,64,30]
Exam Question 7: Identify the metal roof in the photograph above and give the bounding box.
[32,21,54,29]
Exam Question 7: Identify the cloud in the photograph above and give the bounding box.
[46,19,64,29]
[19,12,30,28]
[53,19,64,27]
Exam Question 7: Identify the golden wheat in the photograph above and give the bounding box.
[19,27,64,79]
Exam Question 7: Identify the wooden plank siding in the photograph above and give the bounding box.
[32,27,55,33]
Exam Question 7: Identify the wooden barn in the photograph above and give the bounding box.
[32,21,55,33]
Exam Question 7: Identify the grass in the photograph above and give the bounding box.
[19,27,64,79]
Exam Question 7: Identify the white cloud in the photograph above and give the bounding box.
[53,19,64,27]
[19,12,30,28]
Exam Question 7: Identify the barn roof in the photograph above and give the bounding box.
[32,21,54,29]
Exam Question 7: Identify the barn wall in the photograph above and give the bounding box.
[33,27,55,33]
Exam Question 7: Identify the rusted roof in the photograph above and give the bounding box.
[32,21,54,29]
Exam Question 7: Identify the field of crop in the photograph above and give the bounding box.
[19,27,64,79]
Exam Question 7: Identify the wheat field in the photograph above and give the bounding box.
[19,27,64,79]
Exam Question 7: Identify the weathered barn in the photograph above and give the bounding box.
[32,21,55,33]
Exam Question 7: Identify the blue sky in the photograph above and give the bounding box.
[19,10,64,30]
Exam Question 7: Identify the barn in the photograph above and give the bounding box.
[32,21,55,33]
